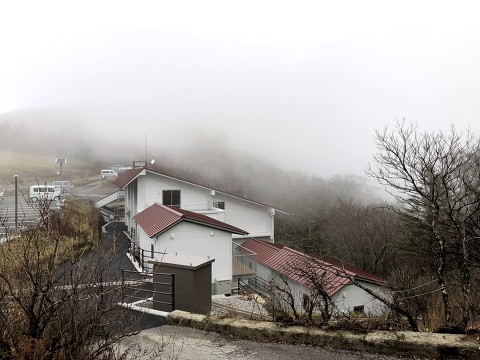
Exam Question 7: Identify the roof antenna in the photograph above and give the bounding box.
[144,132,148,167]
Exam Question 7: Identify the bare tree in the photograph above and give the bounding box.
[324,200,400,276]
[367,120,480,328]
[0,200,141,359]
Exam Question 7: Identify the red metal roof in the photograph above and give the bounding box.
[319,255,387,284]
[264,247,353,296]
[114,166,288,214]
[241,239,385,296]
[113,167,144,189]
[241,238,283,264]
[133,203,249,238]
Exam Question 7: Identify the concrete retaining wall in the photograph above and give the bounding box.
[167,310,480,359]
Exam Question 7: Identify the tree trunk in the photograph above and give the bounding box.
[459,230,471,328]
[435,235,451,326]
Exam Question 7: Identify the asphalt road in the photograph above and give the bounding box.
[0,179,116,234]
[117,325,403,360]
[0,178,116,209]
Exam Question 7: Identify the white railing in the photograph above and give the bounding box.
[182,202,226,211]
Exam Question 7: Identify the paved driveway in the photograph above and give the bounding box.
[102,223,166,330]
[116,325,402,360]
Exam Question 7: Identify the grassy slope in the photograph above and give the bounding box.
[0,151,100,190]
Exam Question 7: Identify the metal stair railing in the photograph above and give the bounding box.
[238,275,271,297]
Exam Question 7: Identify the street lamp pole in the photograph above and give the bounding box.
[14,175,18,233]
[55,158,67,202]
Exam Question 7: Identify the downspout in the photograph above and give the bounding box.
[270,208,275,242]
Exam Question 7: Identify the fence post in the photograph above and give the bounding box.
[171,273,175,311]
[121,269,125,304]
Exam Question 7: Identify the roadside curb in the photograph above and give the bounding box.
[166,310,480,359]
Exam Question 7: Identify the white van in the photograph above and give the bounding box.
[29,185,60,201]
[101,169,118,179]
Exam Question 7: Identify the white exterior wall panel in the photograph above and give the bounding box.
[332,282,388,315]
[124,170,277,242]
[215,196,273,239]
[144,174,211,211]
[137,175,147,213]
[150,222,233,283]
[256,264,387,315]
[125,181,138,232]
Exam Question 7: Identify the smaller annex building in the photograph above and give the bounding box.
[133,203,248,294]
[241,238,389,315]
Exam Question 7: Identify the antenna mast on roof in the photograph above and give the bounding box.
[144,132,148,165]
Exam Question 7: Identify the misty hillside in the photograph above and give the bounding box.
[0,107,380,210]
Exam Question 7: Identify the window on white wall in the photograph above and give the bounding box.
[353,305,365,315]
[163,190,180,207]
[214,201,225,210]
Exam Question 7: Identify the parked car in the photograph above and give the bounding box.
[101,169,118,179]
[52,180,73,194]
[0,187,4,201]
[29,185,60,201]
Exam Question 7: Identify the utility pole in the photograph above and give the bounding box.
[14,175,18,233]
[55,158,67,202]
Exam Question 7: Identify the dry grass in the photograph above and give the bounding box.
[0,151,101,190]
[0,200,102,270]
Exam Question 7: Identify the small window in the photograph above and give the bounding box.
[353,305,365,315]
[214,201,225,210]
[151,244,154,258]
[162,190,181,207]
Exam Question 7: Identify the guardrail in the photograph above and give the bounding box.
[127,237,168,272]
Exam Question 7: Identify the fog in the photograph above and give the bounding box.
[1,1,480,178]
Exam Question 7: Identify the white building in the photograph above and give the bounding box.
[241,238,389,316]
[111,165,287,293]
[114,166,286,243]
[133,203,248,287]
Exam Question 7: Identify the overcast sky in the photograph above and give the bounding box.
[1,1,480,177]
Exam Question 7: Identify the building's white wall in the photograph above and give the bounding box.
[138,227,151,253]
[332,282,388,315]
[137,175,147,212]
[143,174,211,211]
[213,195,274,240]
[138,221,233,283]
[254,263,387,316]
[255,263,273,281]
[128,171,275,240]
[125,179,138,233]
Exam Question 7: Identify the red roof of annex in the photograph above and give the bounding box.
[133,203,249,238]
[241,238,386,296]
